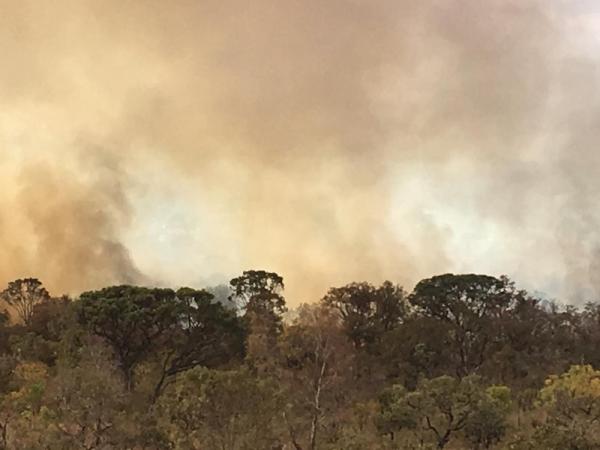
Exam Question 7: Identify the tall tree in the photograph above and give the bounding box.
[279,304,354,450]
[77,285,180,391]
[229,270,286,318]
[151,287,245,401]
[1,278,50,325]
[322,281,407,348]
[409,274,519,377]
[229,271,286,369]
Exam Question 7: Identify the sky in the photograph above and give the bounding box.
[2,0,600,304]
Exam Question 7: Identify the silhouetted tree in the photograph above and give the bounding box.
[229,270,286,370]
[77,286,180,391]
[409,274,518,377]
[0,271,596,449]
[322,280,407,348]
[151,287,245,401]
[1,279,49,325]
[229,270,286,318]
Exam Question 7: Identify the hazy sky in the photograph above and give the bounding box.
[2,0,600,304]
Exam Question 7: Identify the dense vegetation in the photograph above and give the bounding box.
[0,272,599,449]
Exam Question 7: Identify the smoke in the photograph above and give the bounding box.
[0,148,144,294]
[1,0,600,302]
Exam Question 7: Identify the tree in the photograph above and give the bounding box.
[41,343,129,449]
[380,314,458,390]
[157,367,282,450]
[2,272,599,449]
[229,270,286,318]
[322,281,407,348]
[0,361,49,449]
[377,375,494,449]
[77,285,181,391]
[78,285,246,398]
[28,295,73,342]
[9,296,76,366]
[490,297,581,389]
[150,287,245,401]
[409,274,519,377]
[376,384,419,444]
[1,278,50,325]
[464,385,512,449]
[279,304,354,450]
[577,302,600,368]
[533,365,600,448]
[229,271,286,369]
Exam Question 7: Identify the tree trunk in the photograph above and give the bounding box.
[124,366,134,392]
[309,358,327,450]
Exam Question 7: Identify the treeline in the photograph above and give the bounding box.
[0,272,598,449]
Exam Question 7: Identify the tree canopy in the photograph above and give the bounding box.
[0,271,597,448]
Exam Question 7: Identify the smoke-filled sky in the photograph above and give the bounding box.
[2,0,600,304]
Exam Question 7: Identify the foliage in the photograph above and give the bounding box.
[40,343,130,449]
[77,285,182,391]
[150,287,245,400]
[229,271,287,371]
[377,375,506,448]
[0,272,596,449]
[1,279,49,326]
[157,367,282,450]
[322,281,407,348]
[279,304,354,449]
[533,365,600,448]
[409,274,521,377]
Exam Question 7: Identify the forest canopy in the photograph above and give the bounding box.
[0,271,598,449]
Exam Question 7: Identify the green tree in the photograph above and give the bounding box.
[229,271,286,370]
[533,365,600,449]
[151,287,245,401]
[157,367,282,450]
[377,375,493,449]
[322,281,407,348]
[0,361,49,449]
[9,296,75,366]
[229,270,286,319]
[28,295,73,342]
[464,385,512,449]
[409,274,519,377]
[41,343,129,450]
[77,285,181,391]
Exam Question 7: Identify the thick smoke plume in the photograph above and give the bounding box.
[1,0,600,302]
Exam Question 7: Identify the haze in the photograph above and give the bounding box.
[2,0,600,304]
